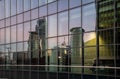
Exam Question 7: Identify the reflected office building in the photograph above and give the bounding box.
[0,0,120,79]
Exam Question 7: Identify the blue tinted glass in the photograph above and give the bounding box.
[24,0,30,11]
[11,0,16,16]
[31,0,38,9]
[69,0,81,8]
[58,0,68,12]
[17,0,23,13]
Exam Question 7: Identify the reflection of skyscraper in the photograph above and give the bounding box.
[70,27,84,72]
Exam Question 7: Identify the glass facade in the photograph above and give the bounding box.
[0,0,120,79]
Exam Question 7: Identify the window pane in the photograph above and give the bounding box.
[39,0,47,6]
[69,0,81,8]
[31,19,38,31]
[24,22,30,41]
[11,0,17,16]
[58,36,68,46]
[58,0,68,12]
[58,11,68,35]
[82,3,96,31]
[17,14,23,23]
[48,38,57,49]
[39,6,47,17]
[24,42,28,51]
[6,18,10,26]
[82,0,94,4]
[24,11,30,21]
[6,27,10,43]
[0,0,5,19]
[24,0,30,11]
[11,25,16,42]
[70,8,81,31]
[84,32,96,46]
[17,0,23,13]
[17,42,23,52]
[48,15,57,37]
[48,0,56,3]
[17,24,23,41]
[0,29,5,44]
[31,0,38,9]
[48,2,57,15]
[31,8,38,20]
[5,0,10,17]
[0,20,5,28]
[11,16,16,25]
[11,43,16,52]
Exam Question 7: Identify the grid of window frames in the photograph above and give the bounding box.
[0,0,120,79]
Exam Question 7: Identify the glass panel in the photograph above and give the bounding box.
[48,15,57,37]
[69,0,81,8]
[6,18,10,26]
[17,24,23,41]
[58,0,68,12]
[58,11,68,35]
[84,32,96,46]
[0,0,5,19]
[11,25,16,42]
[84,47,96,74]
[82,3,96,31]
[17,14,23,23]
[17,0,23,13]
[24,42,28,52]
[0,20,5,28]
[24,22,30,41]
[98,45,114,76]
[48,2,57,15]
[6,27,10,43]
[5,0,10,17]
[11,0,17,16]
[11,43,17,64]
[98,0,114,29]
[11,16,16,25]
[0,45,5,64]
[82,0,94,4]
[69,8,81,33]
[24,11,30,21]
[5,44,11,65]
[31,19,38,31]
[48,37,57,49]
[99,29,114,45]
[39,0,47,6]
[117,0,120,27]
[31,8,38,20]
[39,6,47,17]
[31,0,38,9]
[24,0,30,11]
[0,29,5,44]
[48,0,56,3]
[58,36,68,47]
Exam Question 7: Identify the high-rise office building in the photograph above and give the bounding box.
[0,0,120,79]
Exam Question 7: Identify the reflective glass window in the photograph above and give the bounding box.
[17,24,23,41]
[69,8,81,32]
[31,0,38,9]
[39,0,47,6]
[58,36,68,46]
[11,43,16,53]
[24,11,30,21]
[24,0,30,11]
[0,20,5,28]
[17,0,23,13]
[24,22,30,41]
[17,42,23,52]
[0,0,5,19]
[84,32,96,46]
[82,0,94,4]
[69,0,81,8]
[11,25,16,42]
[48,15,57,37]
[11,0,17,16]
[6,27,10,43]
[31,19,38,31]
[48,0,56,3]
[58,11,68,35]
[58,0,68,12]
[82,3,96,31]
[39,6,47,17]
[48,37,57,49]
[5,0,10,17]
[31,8,38,20]
[0,29,5,44]
[48,2,57,15]
[24,42,28,51]
[17,14,23,23]
[6,18,10,26]
[11,16,16,25]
